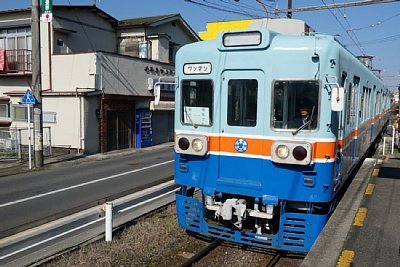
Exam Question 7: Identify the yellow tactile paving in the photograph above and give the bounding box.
[365,184,375,195]
[353,207,367,226]
[336,250,355,267]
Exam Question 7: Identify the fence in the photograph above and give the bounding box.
[0,127,52,161]
[382,125,398,156]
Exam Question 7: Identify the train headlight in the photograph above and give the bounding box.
[293,146,307,161]
[276,145,289,159]
[175,134,208,156]
[192,138,203,152]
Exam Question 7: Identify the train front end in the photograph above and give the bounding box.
[174,30,342,252]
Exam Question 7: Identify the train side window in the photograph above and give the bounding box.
[347,76,359,125]
[227,79,258,127]
[181,80,213,126]
[345,83,352,125]
[374,86,378,115]
[340,72,347,87]
[272,80,319,130]
[360,87,366,119]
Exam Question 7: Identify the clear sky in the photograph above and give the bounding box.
[3,0,400,91]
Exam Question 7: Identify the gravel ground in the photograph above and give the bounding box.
[44,206,208,267]
[194,242,304,267]
[43,205,304,267]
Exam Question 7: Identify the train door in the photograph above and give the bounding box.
[218,70,265,193]
[351,76,360,162]
[335,72,347,188]
[341,76,359,176]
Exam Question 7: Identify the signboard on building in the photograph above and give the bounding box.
[41,0,53,23]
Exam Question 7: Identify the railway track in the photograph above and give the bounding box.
[180,239,222,267]
[179,238,303,267]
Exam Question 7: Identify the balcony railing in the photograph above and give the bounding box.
[0,49,32,73]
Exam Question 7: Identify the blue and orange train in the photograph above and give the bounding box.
[173,27,391,252]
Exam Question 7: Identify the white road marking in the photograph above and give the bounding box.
[0,160,174,209]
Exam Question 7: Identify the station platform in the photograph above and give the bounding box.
[301,154,400,267]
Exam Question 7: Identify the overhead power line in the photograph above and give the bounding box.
[345,32,400,47]
[184,0,262,18]
[350,12,400,31]
[274,0,400,14]
[319,0,366,55]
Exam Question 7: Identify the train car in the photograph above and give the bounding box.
[174,28,391,252]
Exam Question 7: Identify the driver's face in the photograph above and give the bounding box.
[299,107,309,117]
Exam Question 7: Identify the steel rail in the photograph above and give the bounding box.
[179,239,223,267]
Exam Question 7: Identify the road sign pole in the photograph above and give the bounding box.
[27,104,32,169]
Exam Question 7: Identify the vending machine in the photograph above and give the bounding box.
[135,109,153,148]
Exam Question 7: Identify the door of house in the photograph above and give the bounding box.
[106,110,131,151]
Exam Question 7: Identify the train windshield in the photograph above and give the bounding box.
[181,80,213,126]
[272,80,319,131]
[227,79,258,127]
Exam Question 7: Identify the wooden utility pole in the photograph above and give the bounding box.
[32,0,44,167]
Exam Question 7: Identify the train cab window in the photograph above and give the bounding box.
[227,79,258,127]
[272,80,319,131]
[181,80,213,126]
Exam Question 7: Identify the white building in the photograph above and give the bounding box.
[0,6,199,154]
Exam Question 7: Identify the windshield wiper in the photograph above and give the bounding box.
[184,106,198,128]
[292,106,315,136]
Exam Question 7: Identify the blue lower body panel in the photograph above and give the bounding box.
[176,193,329,252]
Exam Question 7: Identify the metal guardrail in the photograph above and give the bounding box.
[0,180,178,266]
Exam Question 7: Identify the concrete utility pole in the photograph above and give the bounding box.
[32,0,44,167]
[287,0,292,18]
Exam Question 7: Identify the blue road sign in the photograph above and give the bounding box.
[21,89,36,105]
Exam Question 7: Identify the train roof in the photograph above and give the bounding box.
[199,18,315,41]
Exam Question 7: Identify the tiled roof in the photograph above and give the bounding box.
[118,13,180,27]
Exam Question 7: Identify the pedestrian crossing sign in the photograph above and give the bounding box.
[21,89,36,105]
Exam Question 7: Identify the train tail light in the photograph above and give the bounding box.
[293,146,308,161]
[175,134,208,156]
[178,137,190,150]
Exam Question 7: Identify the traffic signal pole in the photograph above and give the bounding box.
[32,0,44,167]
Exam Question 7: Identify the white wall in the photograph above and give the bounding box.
[45,97,80,151]
[9,95,100,153]
[49,53,98,92]
[0,78,30,97]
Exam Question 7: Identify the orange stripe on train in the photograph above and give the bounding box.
[208,136,335,159]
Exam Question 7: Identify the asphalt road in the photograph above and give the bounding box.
[0,145,174,238]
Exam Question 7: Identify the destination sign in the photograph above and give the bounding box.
[183,63,212,75]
